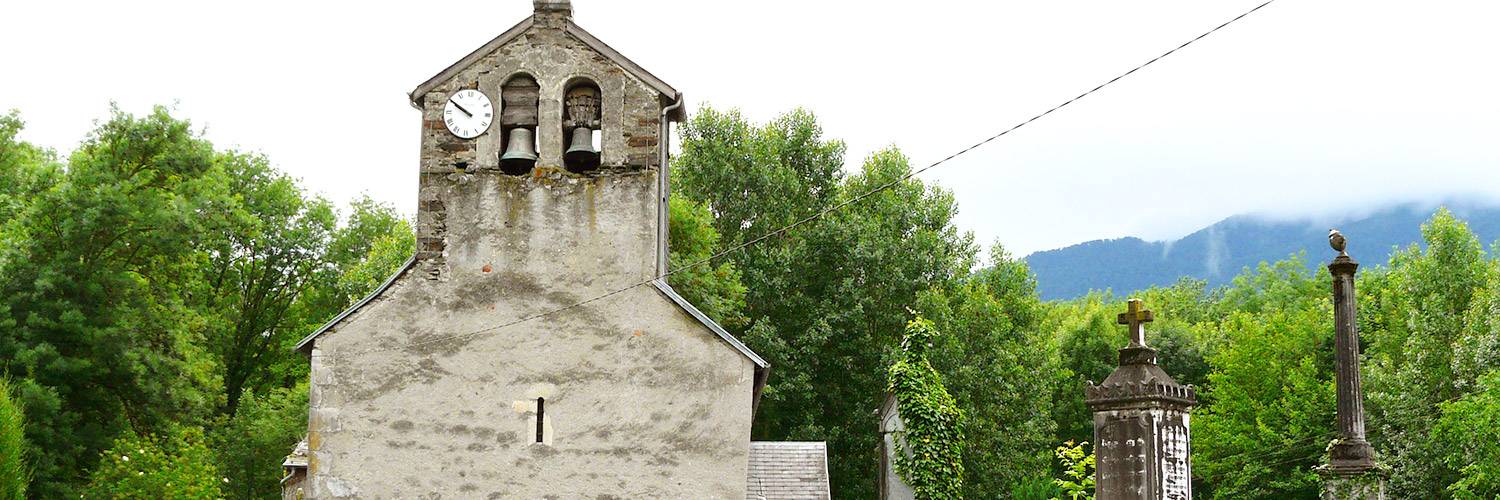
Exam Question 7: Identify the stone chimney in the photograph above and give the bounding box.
[534,0,572,28]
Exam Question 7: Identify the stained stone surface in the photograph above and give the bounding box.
[1319,469,1387,500]
[289,2,766,498]
[1086,300,1198,500]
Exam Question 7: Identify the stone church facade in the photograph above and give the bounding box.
[281,2,829,498]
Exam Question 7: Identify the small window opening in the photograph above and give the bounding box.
[535,397,546,443]
[500,75,540,175]
[563,82,601,173]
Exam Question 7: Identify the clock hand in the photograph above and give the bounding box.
[448,98,474,118]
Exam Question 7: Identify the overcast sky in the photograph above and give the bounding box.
[3,0,1497,256]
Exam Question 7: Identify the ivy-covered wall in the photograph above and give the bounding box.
[888,318,966,499]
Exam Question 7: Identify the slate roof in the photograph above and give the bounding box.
[746,442,831,500]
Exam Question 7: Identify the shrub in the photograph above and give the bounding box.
[1053,440,1095,500]
[212,384,308,500]
[82,427,223,499]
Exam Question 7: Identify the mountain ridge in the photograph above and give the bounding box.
[1024,201,1500,300]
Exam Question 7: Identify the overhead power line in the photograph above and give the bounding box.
[322,0,1281,358]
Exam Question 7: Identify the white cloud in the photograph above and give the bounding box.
[2,0,1496,255]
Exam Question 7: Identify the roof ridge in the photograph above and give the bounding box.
[406,17,682,115]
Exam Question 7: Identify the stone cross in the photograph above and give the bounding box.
[1087,299,1197,500]
[1117,298,1155,348]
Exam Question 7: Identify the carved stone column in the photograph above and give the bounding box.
[1320,230,1386,499]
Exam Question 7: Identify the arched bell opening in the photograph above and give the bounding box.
[499,74,540,175]
[562,79,602,173]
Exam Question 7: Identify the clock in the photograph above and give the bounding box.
[443,89,493,139]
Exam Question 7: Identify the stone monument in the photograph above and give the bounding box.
[1319,229,1386,499]
[1086,299,1198,500]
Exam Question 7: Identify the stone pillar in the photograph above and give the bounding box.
[1320,230,1386,499]
[1086,299,1197,500]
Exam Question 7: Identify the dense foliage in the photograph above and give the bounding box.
[1052,441,1094,500]
[0,108,411,496]
[3,104,1500,499]
[211,385,309,500]
[82,427,223,499]
[1433,370,1500,498]
[0,378,26,500]
[677,108,981,497]
[887,317,966,499]
[673,106,1500,498]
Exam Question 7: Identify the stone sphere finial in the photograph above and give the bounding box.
[1329,229,1348,257]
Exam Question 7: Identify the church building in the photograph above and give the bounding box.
[281,1,830,498]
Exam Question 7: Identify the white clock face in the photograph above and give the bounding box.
[443,89,493,139]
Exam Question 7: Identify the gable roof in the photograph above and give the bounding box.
[652,279,770,418]
[294,256,417,354]
[291,261,769,421]
[652,279,767,368]
[407,16,685,121]
[293,260,767,369]
[746,442,832,500]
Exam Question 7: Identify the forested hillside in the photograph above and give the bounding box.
[3,106,1500,499]
[1027,203,1500,300]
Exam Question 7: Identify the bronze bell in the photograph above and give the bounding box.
[499,128,537,175]
[564,126,599,172]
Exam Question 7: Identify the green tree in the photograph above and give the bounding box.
[0,107,224,496]
[327,214,415,306]
[1432,369,1500,498]
[290,195,412,329]
[667,196,748,329]
[918,245,1055,497]
[1363,209,1498,498]
[212,384,308,500]
[1194,308,1334,498]
[0,377,28,500]
[1048,296,1123,446]
[255,198,414,389]
[676,108,975,497]
[1048,281,1219,449]
[1193,258,1334,499]
[675,107,845,250]
[888,317,965,499]
[0,111,60,227]
[82,427,223,499]
[200,152,338,415]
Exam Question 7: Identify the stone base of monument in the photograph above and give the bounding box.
[1317,462,1387,500]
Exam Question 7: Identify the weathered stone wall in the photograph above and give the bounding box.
[413,16,668,271]
[1320,471,1387,500]
[1092,406,1192,500]
[415,17,663,176]
[305,172,757,498]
